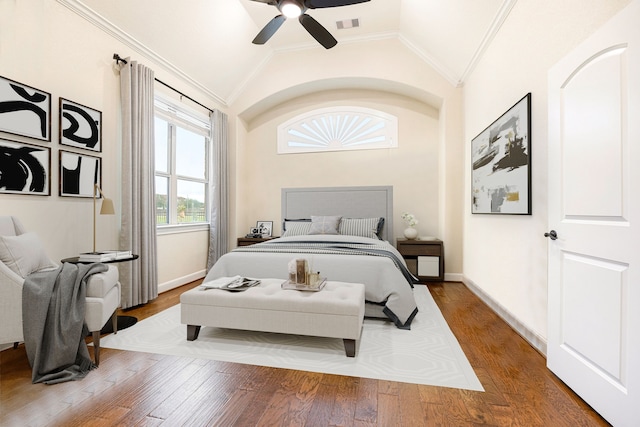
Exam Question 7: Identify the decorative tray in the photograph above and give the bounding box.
[281,277,327,292]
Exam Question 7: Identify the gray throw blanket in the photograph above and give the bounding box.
[22,262,108,384]
[236,240,419,286]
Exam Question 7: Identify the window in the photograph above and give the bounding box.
[154,97,210,227]
[277,106,398,154]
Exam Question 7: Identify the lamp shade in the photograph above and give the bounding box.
[93,184,116,252]
[100,197,115,215]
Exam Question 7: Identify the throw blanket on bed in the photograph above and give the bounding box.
[235,239,419,286]
[226,237,419,329]
[22,262,108,384]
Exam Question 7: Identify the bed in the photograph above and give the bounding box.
[203,186,419,329]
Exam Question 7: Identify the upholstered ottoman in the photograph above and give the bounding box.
[180,278,365,357]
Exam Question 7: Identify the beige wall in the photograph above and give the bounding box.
[237,89,440,239]
[231,39,465,276]
[462,0,631,348]
[0,0,122,264]
[0,0,222,289]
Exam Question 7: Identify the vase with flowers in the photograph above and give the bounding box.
[401,212,419,239]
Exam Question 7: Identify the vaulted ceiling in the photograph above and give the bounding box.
[71,0,514,106]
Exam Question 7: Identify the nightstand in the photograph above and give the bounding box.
[237,236,279,247]
[396,238,445,282]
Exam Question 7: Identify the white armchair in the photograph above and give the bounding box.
[0,216,121,365]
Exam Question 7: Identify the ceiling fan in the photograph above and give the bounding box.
[250,0,370,49]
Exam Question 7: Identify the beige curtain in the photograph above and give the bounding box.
[207,109,229,269]
[118,59,158,308]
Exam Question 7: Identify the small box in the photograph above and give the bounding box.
[418,256,439,277]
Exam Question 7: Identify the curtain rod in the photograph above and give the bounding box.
[113,53,214,114]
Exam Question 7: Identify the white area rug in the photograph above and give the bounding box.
[100,286,483,391]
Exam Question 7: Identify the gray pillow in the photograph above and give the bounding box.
[0,232,56,277]
[309,215,342,235]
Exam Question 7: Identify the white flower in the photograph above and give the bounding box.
[401,212,418,227]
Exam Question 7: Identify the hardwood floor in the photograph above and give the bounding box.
[0,281,609,426]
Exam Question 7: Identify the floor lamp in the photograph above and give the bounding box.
[93,183,115,253]
[92,183,138,333]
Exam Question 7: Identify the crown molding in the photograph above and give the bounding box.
[56,0,227,107]
[397,34,461,88]
[458,0,518,84]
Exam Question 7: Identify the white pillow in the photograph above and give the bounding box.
[309,215,342,235]
[0,232,55,277]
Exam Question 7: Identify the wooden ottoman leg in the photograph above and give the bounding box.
[187,325,201,341]
[343,339,356,357]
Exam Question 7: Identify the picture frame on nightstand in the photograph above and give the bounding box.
[256,221,273,237]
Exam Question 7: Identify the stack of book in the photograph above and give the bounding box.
[78,250,132,262]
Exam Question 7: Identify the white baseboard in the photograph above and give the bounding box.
[158,270,207,294]
[444,272,463,282]
[462,276,547,356]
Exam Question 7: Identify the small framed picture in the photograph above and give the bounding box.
[59,98,102,152]
[59,150,101,197]
[0,75,51,141]
[256,221,273,237]
[250,227,260,235]
[0,138,51,195]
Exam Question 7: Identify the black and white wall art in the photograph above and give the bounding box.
[59,98,102,152]
[471,93,532,215]
[256,221,273,237]
[0,138,51,195]
[0,76,51,141]
[59,150,101,197]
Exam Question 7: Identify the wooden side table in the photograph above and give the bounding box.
[396,238,444,282]
[237,236,279,247]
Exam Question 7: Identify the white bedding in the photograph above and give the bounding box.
[203,235,419,329]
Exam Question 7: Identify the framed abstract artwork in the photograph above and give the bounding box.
[59,98,102,152]
[0,138,51,195]
[59,150,101,198]
[0,75,51,141]
[471,93,532,215]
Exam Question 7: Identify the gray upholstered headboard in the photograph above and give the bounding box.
[281,186,394,241]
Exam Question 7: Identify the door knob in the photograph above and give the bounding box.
[544,230,558,240]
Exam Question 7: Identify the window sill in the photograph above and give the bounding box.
[157,223,209,235]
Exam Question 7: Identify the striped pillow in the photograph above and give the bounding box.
[282,221,312,237]
[338,218,382,239]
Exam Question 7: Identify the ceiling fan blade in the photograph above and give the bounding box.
[304,0,370,9]
[249,0,278,5]
[299,14,337,49]
[252,14,287,45]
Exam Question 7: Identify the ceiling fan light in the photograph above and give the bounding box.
[281,2,302,18]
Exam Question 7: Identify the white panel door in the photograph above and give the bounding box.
[547,2,640,426]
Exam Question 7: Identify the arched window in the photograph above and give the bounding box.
[277,106,398,154]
